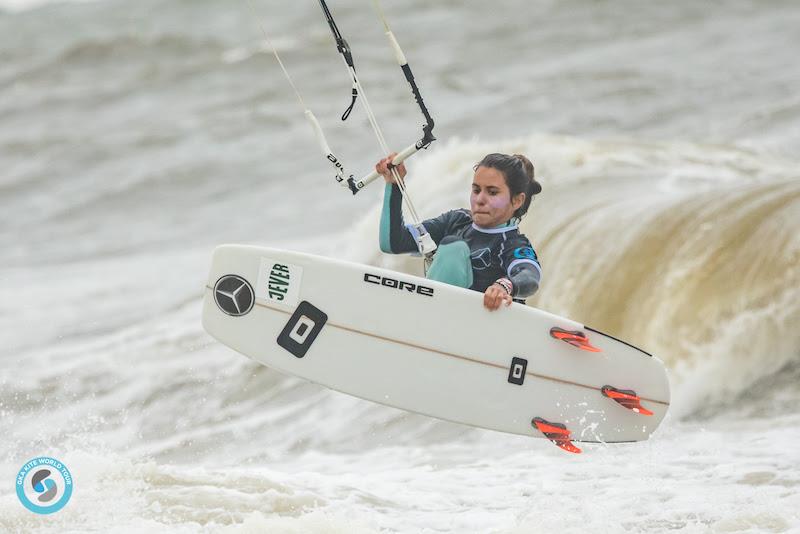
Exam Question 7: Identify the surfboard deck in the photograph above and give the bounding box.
[202,245,670,448]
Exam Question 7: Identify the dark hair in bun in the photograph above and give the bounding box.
[474,153,542,218]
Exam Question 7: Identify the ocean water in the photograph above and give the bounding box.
[1,0,799,532]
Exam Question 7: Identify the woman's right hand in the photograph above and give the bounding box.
[375,152,407,184]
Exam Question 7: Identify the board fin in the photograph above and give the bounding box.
[549,327,601,352]
[601,385,653,415]
[532,417,582,454]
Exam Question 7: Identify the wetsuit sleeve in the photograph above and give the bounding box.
[501,241,542,298]
[379,183,463,254]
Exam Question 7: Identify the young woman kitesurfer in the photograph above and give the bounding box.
[376,152,542,311]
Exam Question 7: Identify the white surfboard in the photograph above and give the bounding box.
[202,245,670,452]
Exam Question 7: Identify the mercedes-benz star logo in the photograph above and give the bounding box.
[213,275,255,316]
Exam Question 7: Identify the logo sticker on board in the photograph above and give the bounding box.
[256,258,303,307]
[277,301,328,358]
[508,357,528,385]
[213,275,255,316]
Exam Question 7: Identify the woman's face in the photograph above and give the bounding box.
[470,166,524,228]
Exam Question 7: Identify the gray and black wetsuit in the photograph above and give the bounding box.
[379,183,541,301]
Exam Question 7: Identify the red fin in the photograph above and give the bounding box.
[549,327,602,352]
[532,417,582,454]
[601,386,654,416]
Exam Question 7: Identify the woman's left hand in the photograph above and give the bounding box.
[484,284,513,311]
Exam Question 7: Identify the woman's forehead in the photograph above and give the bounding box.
[473,166,507,187]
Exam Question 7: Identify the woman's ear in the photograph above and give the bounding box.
[512,192,526,211]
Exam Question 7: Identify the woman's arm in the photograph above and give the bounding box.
[507,262,540,298]
[379,182,422,253]
[376,153,463,254]
[485,242,541,309]
[377,154,416,253]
